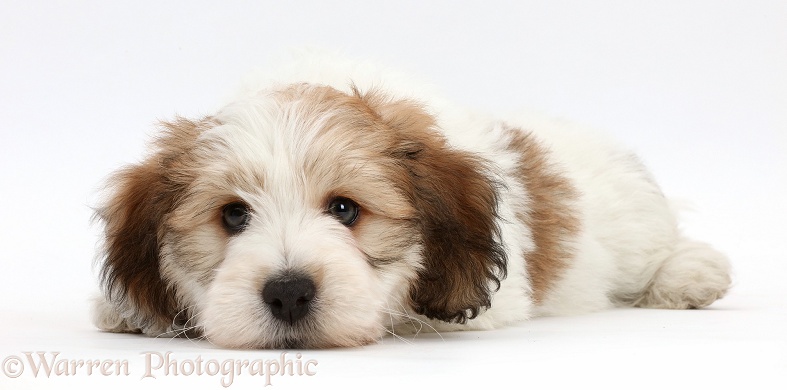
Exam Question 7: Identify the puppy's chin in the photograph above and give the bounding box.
[202,318,383,349]
[194,232,396,349]
[199,286,388,349]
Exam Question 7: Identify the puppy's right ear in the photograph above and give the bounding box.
[94,118,206,335]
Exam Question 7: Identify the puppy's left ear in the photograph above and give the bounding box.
[360,91,507,323]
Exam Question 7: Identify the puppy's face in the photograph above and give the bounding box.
[175,85,424,348]
[97,85,506,348]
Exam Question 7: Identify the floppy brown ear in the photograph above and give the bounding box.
[360,91,507,323]
[95,118,204,333]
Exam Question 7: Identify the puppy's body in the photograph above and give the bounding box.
[94,55,731,348]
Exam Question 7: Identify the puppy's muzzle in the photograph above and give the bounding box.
[261,274,316,325]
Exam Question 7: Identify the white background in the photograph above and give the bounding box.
[1,1,785,389]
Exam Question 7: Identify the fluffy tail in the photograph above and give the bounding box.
[634,238,732,309]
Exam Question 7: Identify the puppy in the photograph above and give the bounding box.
[93,55,731,348]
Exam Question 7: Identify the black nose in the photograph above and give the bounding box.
[261,276,316,325]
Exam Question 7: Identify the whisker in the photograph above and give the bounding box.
[382,327,412,345]
[383,301,401,344]
[379,290,444,342]
[152,304,208,347]
[394,299,421,337]
[380,308,445,342]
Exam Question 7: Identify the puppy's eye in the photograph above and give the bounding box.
[327,197,360,226]
[222,202,250,233]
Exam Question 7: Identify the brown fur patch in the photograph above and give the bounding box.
[96,117,211,332]
[506,128,580,303]
[361,92,508,323]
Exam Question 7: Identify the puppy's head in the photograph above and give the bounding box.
[96,84,506,348]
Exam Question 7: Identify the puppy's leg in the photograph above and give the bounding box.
[634,239,731,309]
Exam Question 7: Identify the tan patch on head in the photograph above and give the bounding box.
[272,85,416,216]
[506,128,580,304]
[267,85,423,267]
